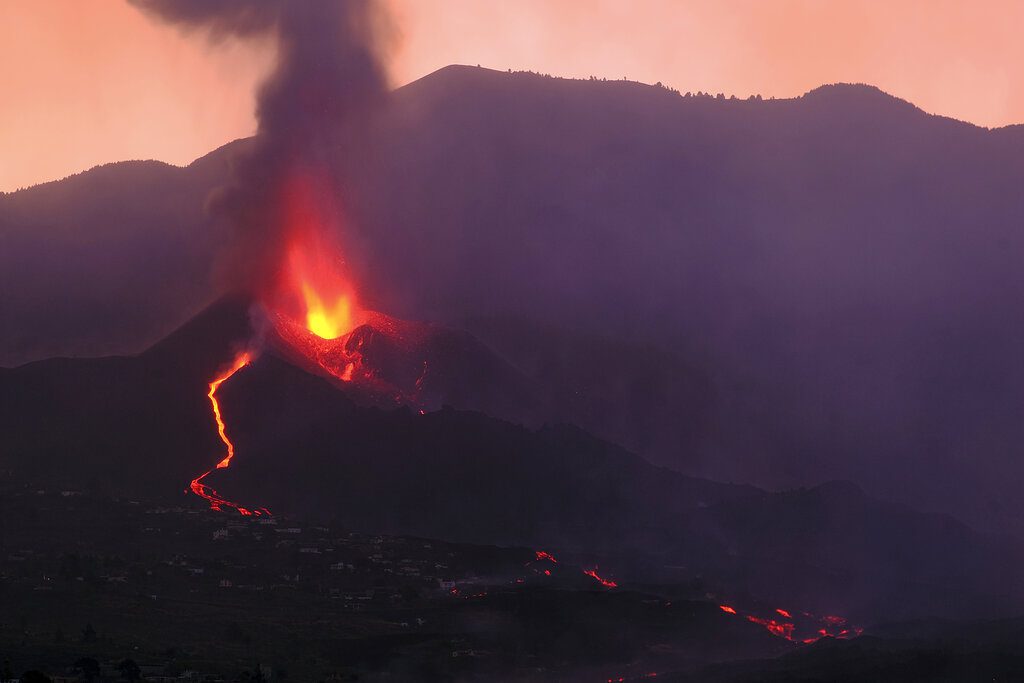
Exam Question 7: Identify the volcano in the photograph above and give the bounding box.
[4,142,1024,631]
[4,63,1024,636]
[13,68,1024,544]
[180,299,545,516]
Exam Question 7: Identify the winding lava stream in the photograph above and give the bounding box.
[188,351,270,517]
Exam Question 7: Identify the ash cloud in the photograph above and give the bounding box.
[128,0,394,295]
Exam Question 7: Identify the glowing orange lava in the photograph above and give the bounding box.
[270,169,363,342]
[746,614,795,640]
[209,351,251,469]
[189,351,269,517]
[584,567,618,588]
[256,168,382,392]
[717,601,862,643]
[529,550,620,588]
[287,231,358,340]
[190,172,358,514]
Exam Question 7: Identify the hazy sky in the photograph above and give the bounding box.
[2,0,1023,191]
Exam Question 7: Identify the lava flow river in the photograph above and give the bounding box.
[188,350,270,517]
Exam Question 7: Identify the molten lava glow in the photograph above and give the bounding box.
[530,550,619,588]
[188,351,269,517]
[527,550,858,642]
[259,169,386,393]
[746,615,796,640]
[584,568,618,588]
[298,268,354,340]
[717,602,862,644]
[273,170,362,341]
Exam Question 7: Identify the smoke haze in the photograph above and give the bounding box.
[128,0,394,295]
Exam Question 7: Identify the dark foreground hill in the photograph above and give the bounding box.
[672,623,1024,683]
[2,299,1022,624]
[0,486,794,682]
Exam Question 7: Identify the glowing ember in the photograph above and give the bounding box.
[258,170,388,393]
[188,351,269,517]
[746,615,795,640]
[530,550,619,588]
[584,568,618,588]
[717,601,862,643]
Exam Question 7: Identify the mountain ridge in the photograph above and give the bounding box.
[5,66,1018,201]
[6,63,1024,541]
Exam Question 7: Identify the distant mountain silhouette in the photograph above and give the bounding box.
[5,65,1024,539]
[0,151,236,365]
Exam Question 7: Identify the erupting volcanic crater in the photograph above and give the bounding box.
[186,295,539,518]
[270,308,440,406]
[182,166,540,514]
[264,304,540,414]
[251,168,535,410]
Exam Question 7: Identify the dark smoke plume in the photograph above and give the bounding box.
[128,0,394,294]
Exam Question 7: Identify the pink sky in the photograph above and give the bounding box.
[2,0,1023,191]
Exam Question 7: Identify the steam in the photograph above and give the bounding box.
[128,0,394,295]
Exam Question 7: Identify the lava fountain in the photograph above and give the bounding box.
[261,170,381,387]
[273,170,363,341]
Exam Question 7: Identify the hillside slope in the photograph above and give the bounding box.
[6,67,1024,536]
